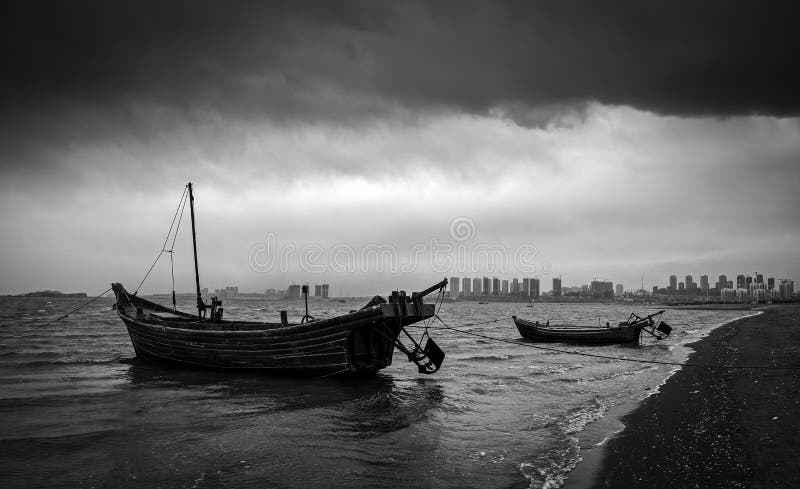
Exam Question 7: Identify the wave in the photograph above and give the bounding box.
[0,356,124,368]
[463,354,513,362]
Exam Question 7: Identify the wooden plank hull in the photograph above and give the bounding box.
[113,283,436,376]
[512,316,641,344]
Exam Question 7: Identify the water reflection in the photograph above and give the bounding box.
[124,360,444,425]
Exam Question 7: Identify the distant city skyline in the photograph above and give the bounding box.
[106,265,798,299]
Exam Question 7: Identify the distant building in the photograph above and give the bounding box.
[483,277,491,296]
[522,278,530,296]
[501,279,509,295]
[768,277,775,290]
[553,277,562,297]
[717,274,728,289]
[531,278,540,298]
[450,277,460,298]
[492,277,500,296]
[721,288,738,301]
[756,273,764,284]
[321,283,329,299]
[473,277,482,296]
[700,275,709,291]
[511,278,520,295]
[591,281,614,297]
[679,282,685,291]
[780,280,794,300]
[736,274,746,289]
[314,284,322,297]
[213,286,239,298]
[287,284,302,300]
[669,275,677,291]
[462,277,472,296]
[616,284,624,296]
[685,275,694,290]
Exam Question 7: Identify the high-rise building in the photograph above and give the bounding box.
[718,274,728,289]
[736,274,746,289]
[462,277,472,296]
[483,277,491,296]
[450,277,460,298]
[492,277,500,296]
[287,284,302,300]
[553,277,562,297]
[669,275,677,291]
[700,275,709,291]
[679,282,685,291]
[314,284,322,297]
[473,277,482,296]
[768,277,775,290]
[779,280,794,300]
[321,283,329,298]
[685,275,694,289]
[756,273,764,284]
[522,278,530,296]
[512,278,520,295]
[501,279,509,295]
[615,284,624,296]
[591,281,614,297]
[531,278,540,298]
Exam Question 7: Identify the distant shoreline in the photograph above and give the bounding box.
[7,291,88,298]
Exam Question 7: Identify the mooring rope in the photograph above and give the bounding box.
[2,287,113,338]
[430,314,800,370]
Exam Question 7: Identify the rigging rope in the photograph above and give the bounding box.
[133,186,189,296]
[3,287,113,338]
[430,314,800,371]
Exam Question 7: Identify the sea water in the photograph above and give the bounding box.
[0,296,755,488]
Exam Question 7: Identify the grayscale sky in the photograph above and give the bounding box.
[1,1,798,296]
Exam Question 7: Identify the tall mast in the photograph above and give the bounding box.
[188,182,204,318]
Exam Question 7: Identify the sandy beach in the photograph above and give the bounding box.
[567,303,800,488]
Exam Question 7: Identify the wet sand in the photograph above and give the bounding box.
[567,303,800,489]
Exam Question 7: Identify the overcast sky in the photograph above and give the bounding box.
[1,1,798,296]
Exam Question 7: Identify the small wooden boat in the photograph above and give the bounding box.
[112,183,447,376]
[512,311,671,345]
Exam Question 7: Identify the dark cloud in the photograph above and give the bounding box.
[1,0,797,127]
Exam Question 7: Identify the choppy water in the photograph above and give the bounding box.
[0,295,755,488]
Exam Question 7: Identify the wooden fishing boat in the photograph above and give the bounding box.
[112,183,447,376]
[512,311,671,345]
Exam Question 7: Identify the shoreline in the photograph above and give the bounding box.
[564,303,800,488]
[562,308,761,489]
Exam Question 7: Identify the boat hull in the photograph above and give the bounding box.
[113,283,435,376]
[512,316,641,345]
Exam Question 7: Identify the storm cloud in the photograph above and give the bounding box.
[2,0,798,123]
[1,1,798,295]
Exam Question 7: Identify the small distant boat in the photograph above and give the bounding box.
[112,183,448,376]
[512,311,671,345]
